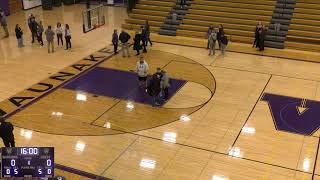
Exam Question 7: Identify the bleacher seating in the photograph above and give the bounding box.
[285,0,320,51]
[178,0,276,44]
[122,0,276,44]
[122,0,320,53]
[122,0,175,33]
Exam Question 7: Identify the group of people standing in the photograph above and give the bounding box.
[133,20,152,55]
[112,20,152,57]
[206,22,268,54]
[43,22,72,53]
[136,57,170,106]
[111,22,170,107]
[253,21,267,51]
[25,14,72,53]
[2,13,71,53]
[206,24,228,56]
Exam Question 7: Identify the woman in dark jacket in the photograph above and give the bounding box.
[141,27,148,53]
[133,31,142,55]
[15,24,23,48]
[65,24,72,50]
[259,25,267,51]
[144,20,152,47]
[29,15,37,43]
[112,29,119,54]
[217,24,224,49]
[253,21,262,48]
[147,73,162,106]
[37,21,44,46]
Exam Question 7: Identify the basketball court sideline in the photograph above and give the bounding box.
[1,4,320,180]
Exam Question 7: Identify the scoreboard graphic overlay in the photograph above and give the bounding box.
[1,147,54,178]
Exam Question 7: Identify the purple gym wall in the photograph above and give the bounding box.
[0,0,9,15]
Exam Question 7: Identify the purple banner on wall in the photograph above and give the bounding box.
[114,0,124,5]
[0,0,9,15]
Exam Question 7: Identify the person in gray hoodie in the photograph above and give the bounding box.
[37,21,44,46]
[207,25,213,49]
[208,30,217,56]
[160,70,170,100]
[45,26,55,53]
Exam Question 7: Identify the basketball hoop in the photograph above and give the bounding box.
[82,4,105,33]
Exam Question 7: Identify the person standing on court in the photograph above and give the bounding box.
[207,25,214,49]
[147,73,162,106]
[144,20,152,46]
[27,14,33,33]
[217,24,224,49]
[0,11,9,38]
[119,30,131,57]
[37,21,44,47]
[141,26,148,53]
[253,21,262,48]
[112,29,119,54]
[45,26,55,53]
[65,24,72,50]
[160,70,170,101]
[136,56,149,87]
[29,15,38,43]
[259,25,267,51]
[0,120,15,147]
[155,67,163,77]
[220,34,228,55]
[15,24,23,48]
[208,29,217,56]
[133,30,142,56]
[56,22,64,47]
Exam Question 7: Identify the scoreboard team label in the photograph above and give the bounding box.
[1,147,54,178]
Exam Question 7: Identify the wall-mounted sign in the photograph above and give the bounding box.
[0,0,9,15]
[22,0,42,10]
[107,0,114,5]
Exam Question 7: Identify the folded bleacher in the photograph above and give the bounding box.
[122,0,277,45]
[177,0,276,44]
[122,0,320,54]
[122,0,176,33]
[285,0,320,51]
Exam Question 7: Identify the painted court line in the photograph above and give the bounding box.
[230,75,272,148]
[55,163,112,180]
[312,138,320,180]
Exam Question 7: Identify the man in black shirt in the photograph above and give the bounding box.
[0,120,15,147]
[119,30,131,57]
[147,73,162,106]
[220,34,228,55]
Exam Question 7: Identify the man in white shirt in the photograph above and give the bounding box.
[136,56,149,87]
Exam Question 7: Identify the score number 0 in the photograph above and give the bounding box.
[38,159,53,175]
[6,159,18,175]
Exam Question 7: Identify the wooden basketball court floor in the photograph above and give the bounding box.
[2,4,320,180]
